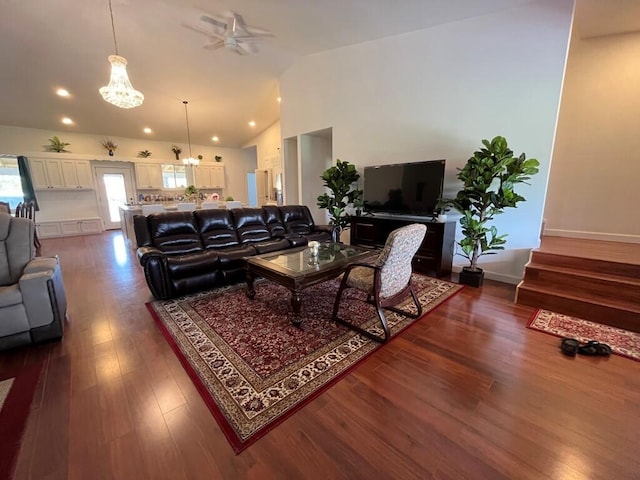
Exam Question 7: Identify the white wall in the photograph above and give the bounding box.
[544,30,640,243]
[280,0,574,283]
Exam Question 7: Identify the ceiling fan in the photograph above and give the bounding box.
[186,12,273,55]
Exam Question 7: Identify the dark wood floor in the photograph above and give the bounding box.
[2,231,639,480]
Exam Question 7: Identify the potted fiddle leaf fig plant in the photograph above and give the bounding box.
[317,159,363,242]
[450,135,539,287]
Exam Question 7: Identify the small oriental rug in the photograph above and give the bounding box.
[0,362,43,480]
[528,309,640,362]
[147,274,462,453]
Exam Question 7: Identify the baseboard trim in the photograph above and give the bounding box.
[543,229,640,244]
[451,266,522,285]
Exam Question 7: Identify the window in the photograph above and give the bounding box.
[0,156,23,209]
[161,164,187,189]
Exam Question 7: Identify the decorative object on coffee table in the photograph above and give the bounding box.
[146,274,462,452]
[447,136,539,287]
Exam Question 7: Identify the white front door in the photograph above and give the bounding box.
[95,165,136,230]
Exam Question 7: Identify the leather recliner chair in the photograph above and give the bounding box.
[0,213,67,350]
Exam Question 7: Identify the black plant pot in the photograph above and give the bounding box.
[458,267,484,287]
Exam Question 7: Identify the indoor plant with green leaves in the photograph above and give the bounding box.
[47,136,70,152]
[316,159,363,242]
[450,135,539,287]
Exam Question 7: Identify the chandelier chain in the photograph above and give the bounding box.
[107,0,119,55]
[184,101,193,158]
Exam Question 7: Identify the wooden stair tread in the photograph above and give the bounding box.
[524,262,640,286]
[517,283,640,313]
[537,236,640,265]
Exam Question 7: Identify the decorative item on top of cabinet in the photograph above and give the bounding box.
[137,150,152,158]
[171,145,182,160]
[101,138,118,156]
[46,136,70,152]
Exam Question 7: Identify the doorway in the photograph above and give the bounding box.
[95,165,135,230]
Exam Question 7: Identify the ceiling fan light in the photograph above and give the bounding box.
[99,55,144,109]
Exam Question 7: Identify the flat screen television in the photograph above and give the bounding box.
[363,159,445,217]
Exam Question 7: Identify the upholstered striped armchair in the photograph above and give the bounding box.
[332,223,427,342]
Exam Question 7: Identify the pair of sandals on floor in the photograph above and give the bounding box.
[561,337,612,357]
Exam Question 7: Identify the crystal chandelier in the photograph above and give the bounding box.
[99,0,143,109]
[182,101,199,166]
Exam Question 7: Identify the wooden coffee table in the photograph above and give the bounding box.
[245,242,375,326]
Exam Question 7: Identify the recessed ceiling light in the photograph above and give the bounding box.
[56,88,70,97]
[277,97,281,103]
[143,127,152,134]
[61,117,73,125]
[211,136,219,142]
[248,121,256,127]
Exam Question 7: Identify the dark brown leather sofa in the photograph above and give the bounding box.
[134,205,334,299]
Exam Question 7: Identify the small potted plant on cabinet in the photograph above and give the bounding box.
[101,138,118,156]
[171,145,182,160]
[316,159,363,242]
[47,136,70,152]
[449,136,539,287]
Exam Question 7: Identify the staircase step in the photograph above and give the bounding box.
[516,283,640,333]
[523,262,640,304]
[530,251,640,279]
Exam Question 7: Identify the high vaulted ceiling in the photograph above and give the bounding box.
[1,0,638,148]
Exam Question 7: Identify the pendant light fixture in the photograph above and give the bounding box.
[182,101,199,166]
[99,0,144,109]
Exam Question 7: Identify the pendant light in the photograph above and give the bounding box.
[99,0,144,109]
[182,101,199,166]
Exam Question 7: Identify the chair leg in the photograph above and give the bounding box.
[332,280,390,343]
[384,286,423,319]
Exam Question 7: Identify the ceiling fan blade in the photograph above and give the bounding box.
[200,14,227,30]
[232,33,273,40]
[231,12,247,31]
[237,41,256,55]
[204,40,225,50]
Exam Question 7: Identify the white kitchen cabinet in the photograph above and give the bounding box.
[135,163,163,189]
[195,164,225,189]
[30,158,94,189]
[61,160,94,188]
[37,218,103,238]
[30,158,66,189]
[36,222,62,238]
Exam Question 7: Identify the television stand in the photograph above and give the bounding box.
[350,215,455,277]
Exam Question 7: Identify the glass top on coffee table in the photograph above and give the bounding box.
[250,242,373,275]
[244,242,376,326]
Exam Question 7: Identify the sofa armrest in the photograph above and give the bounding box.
[136,247,173,300]
[313,224,334,233]
[19,259,66,330]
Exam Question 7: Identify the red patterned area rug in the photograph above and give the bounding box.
[528,309,640,361]
[147,274,462,453]
[0,362,43,480]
